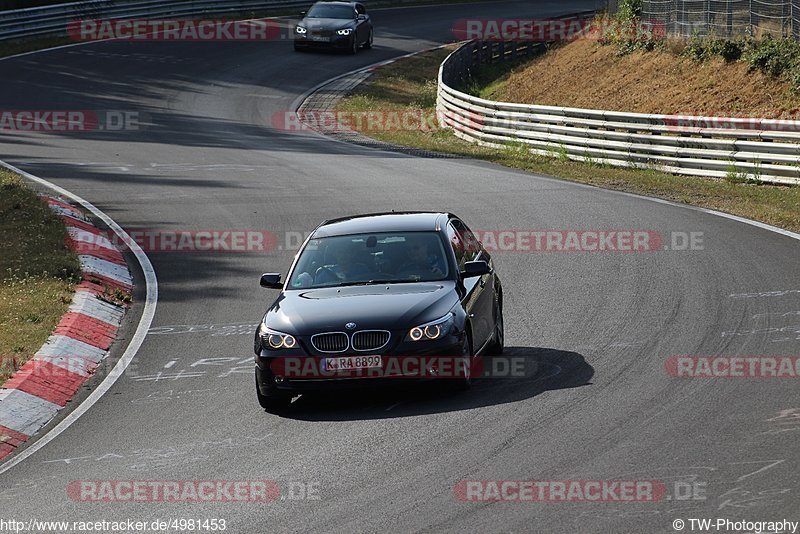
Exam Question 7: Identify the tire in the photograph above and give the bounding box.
[350,36,358,55]
[454,334,473,390]
[363,29,373,49]
[256,372,292,411]
[486,299,504,355]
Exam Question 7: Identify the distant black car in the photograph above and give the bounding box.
[253,212,504,410]
[294,1,373,53]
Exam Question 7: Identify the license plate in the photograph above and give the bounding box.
[310,35,329,42]
[323,355,382,371]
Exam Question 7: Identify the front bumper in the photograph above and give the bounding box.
[255,336,466,394]
[294,34,354,49]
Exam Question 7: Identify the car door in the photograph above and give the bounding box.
[448,219,493,351]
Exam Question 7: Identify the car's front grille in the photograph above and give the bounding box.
[311,332,348,353]
[310,330,391,353]
[352,330,390,351]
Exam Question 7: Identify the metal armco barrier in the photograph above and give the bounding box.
[437,40,800,185]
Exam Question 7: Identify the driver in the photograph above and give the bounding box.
[316,240,369,283]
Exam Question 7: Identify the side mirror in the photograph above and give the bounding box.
[260,273,282,289]
[461,260,491,278]
[357,13,367,20]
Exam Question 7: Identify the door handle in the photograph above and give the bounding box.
[479,279,486,288]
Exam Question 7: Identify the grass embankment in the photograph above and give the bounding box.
[335,46,800,233]
[480,37,800,115]
[0,169,79,384]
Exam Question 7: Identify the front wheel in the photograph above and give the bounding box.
[487,300,504,355]
[454,335,473,390]
[350,36,359,55]
[363,29,373,49]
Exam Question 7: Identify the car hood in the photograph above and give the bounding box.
[301,18,355,30]
[265,282,459,335]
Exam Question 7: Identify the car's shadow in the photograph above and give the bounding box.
[267,346,593,420]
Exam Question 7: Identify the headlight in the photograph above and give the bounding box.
[295,26,307,34]
[337,28,352,35]
[259,324,297,350]
[406,313,455,342]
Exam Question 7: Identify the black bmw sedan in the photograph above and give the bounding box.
[253,212,504,410]
[293,1,373,53]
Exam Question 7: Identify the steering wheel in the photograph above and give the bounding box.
[314,266,339,284]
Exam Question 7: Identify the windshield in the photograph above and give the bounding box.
[306,4,356,19]
[288,231,449,289]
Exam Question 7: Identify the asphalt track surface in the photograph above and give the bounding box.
[1,1,799,532]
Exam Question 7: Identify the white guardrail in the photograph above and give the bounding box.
[437,40,800,186]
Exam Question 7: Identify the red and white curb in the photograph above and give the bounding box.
[0,195,132,461]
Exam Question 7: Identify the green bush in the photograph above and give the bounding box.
[682,34,709,61]
[711,39,745,62]
[683,37,745,62]
[742,36,800,77]
[680,33,800,92]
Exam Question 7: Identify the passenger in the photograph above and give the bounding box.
[398,235,445,277]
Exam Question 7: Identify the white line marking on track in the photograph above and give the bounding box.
[0,160,158,476]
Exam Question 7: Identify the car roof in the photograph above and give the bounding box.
[313,212,451,238]
[312,1,359,6]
